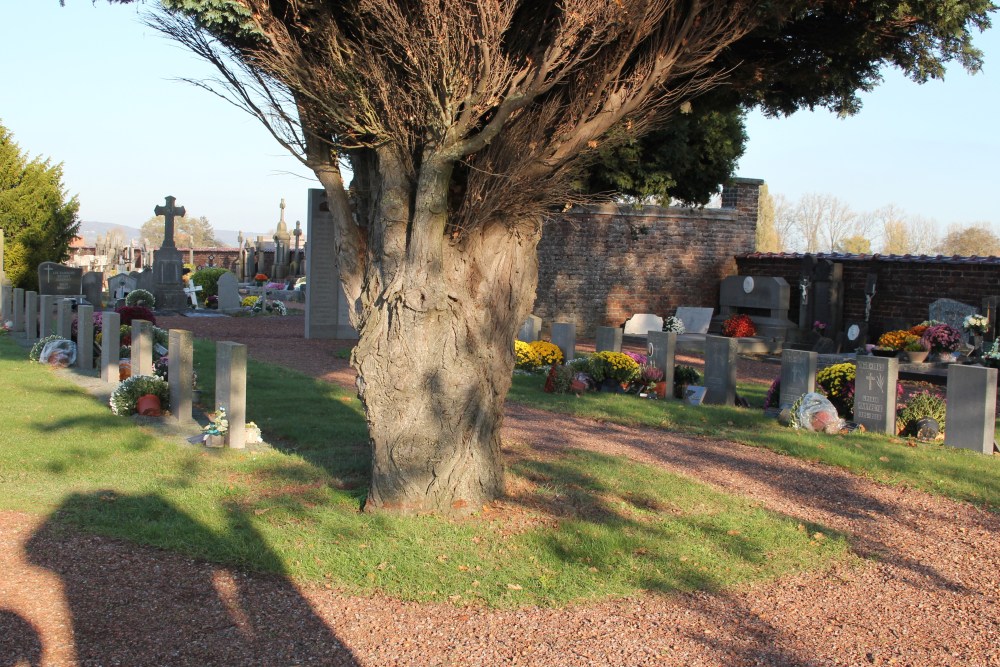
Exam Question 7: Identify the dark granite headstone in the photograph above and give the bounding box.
[595,326,623,353]
[704,335,737,405]
[945,365,998,454]
[37,262,83,296]
[646,331,676,398]
[151,196,189,310]
[854,356,898,434]
[81,271,103,308]
[551,322,576,362]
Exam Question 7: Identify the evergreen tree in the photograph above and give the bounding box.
[0,122,80,291]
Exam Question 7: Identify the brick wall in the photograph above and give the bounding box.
[534,178,763,336]
[736,252,1000,336]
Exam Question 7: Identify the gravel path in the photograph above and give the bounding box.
[2,314,998,666]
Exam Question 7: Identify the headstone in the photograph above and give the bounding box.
[517,315,542,343]
[779,350,817,409]
[169,329,194,423]
[713,276,796,340]
[551,322,576,362]
[595,326,623,353]
[24,291,38,342]
[623,313,664,336]
[77,304,95,370]
[38,295,57,337]
[675,307,714,335]
[844,322,868,350]
[151,196,189,310]
[12,288,24,333]
[929,298,976,341]
[853,356,898,435]
[37,262,83,296]
[945,365,998,455]
[130,270,156,295]
[704,335,737,405]
[216,341,248,449]
[305,189,358,339]
[81,271,104,308]
[646,331,676,398]
[130,320,154,377]
[101,310,121,384]
[0,284,11,323]
[216,272,242,312]
[56,298,74,339]
[108,273,137,301]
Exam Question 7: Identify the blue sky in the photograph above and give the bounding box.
[2,2,998,235]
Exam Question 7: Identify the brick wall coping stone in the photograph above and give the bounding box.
[739,251,1000,265]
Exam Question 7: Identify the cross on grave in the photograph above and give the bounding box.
[184,278,203,309]
[154,195,186,249]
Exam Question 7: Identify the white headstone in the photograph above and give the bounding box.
[675,307,714,335]
[623,313,664,336]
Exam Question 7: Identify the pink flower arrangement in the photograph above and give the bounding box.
[921,323,961,353]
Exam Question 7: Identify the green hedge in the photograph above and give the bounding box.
[191,268,230,299]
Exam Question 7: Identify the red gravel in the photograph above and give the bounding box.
[2,313,998,666]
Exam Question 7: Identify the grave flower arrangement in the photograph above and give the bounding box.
[241,296,259,308]
[109,374,170,416]
[895,391,946,438]
[662,316,685,334]
[764,376,781,410]
[529,340,563,366]
[813,320,827,334]
[203,406,229,439]
[514,340,541,371]
[0,321,11,336]
[254,273,268,286]
[206,295,219,309]
[816,362,856,417]
[30,335,68,362]
[722,314,756,338]
[984,339,1000,367]
[673,364,701,398]
[115,305,156,327]
[587,351,640,384]
[876,330,917,351]
[637,363,664,394]
[921,323,961,354]
[124,289,156,308]
[963,313,989,336]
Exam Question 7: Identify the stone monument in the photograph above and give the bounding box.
[305,188,358,339]
[151,195,189,310]
[273,199,291,280]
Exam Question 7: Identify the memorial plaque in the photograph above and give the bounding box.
[779,350,817,409]
[945,365,998,455]
[704,335,737,405]
[38,262,83,296]
[854,356,898,434]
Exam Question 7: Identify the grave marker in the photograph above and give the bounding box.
[37,262,83,296]
[853,356,898,435]
[101,310,121,384]
[551,322,576,362]
[647,331,676,398]
[945,365,998,454]
[131,320,154,377]
[151,196,189,310]
[623,313,664,337]
[56,298,74,339]
[675,307,713,335]
[24,291,38,342]
[13,288,24,333]
[216,272,242,312]
[517,315,542,343]
[305,188,358,339]
[81,271,104,308]
[216,341,247,449]
[77,305,94,370]
[704,335,737,405]
[595,326,623,353]
[38,295,56,337]
[929,298,976,340]
[108,273,137,302]
[0,284,11,323]
[779,350,817,409]
[169,329,194,423]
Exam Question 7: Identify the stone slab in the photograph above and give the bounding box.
[646,331,676,398]
[595,326,623,353]
[101,310,121,384]
[854,356,898,435]
[169,329,194,423]
[82,271,104,308]
[12,288,24,333]
[517,315,542,343]
[704,335,737,405]
[131,320,154,377]
[216,272,242,312]
[216,341,248,449]
[24,291,38,342]
[38,262,82,296]
[945,364,997,454]
[305,188,358,340]
[675,307,713,335]
[551,322,576,362]
[779,349,817,409]
[56,298,74,340]
[77,305,94,371]
[929,298,976,342]
[623,313,664,337]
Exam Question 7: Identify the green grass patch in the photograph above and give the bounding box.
[0,335,846,607]
[508,372,1000,510]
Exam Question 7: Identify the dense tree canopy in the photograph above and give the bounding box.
[92,0,996,515]
[140,213,220,247]
[0,121,80,291]
[938,223,1000,256]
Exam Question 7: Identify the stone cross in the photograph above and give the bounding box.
[184,279,203,309]
[154,195,186,249]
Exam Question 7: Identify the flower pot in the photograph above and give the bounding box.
[903,350,929,364]
[203,433,226,448]
[935,351,958,363]
[913,417,940,441]
[871,348,898,358]
[119,360,132,381]
[136,394,162,417]
[654,381,668,399]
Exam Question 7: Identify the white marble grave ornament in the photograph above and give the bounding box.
[184,279,203,309]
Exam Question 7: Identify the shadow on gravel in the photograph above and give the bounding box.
[23,492,360,666]
[0,610,42,667]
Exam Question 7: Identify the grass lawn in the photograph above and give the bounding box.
[0,335,846,607]
[508,372,1000,511]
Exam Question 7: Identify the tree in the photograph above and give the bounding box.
[834,235,872,254]
[101,0,994,516]
[0,121,80,291]
[140,214,220,248]
[755,185,795,253]
[938,223,1000,256]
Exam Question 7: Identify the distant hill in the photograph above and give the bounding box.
[77,221,270,248]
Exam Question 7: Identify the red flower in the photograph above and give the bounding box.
[722,314,756,338]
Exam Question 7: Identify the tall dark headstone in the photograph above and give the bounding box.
[646,331,676,398]
[945,365,998,455]
[595,326,623,353]
[305,189,357,339]
[81,271,103,308]
[704,335,737,405]
[854,356,898,435]
[37,262,83,296]
[551,322,576,362]
[152,196,189,310]
[779,349,817,409]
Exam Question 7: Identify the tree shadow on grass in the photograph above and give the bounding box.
[24,492,360,666]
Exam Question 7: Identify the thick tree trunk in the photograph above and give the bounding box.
[353,219,541,515]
